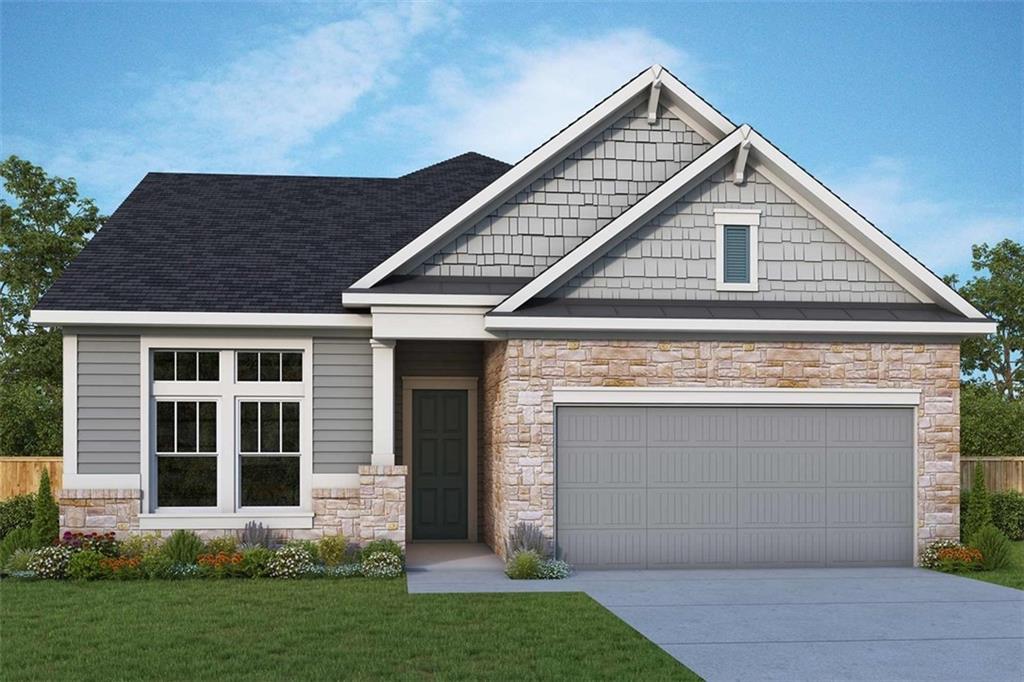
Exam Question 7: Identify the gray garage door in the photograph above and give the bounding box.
[556,407,914,569]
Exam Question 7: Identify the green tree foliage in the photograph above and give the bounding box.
[961,465,992,543]
[30,468,59,546]
[0,156,103,455]
[960,382,1024,456]
[947,240,1024,400]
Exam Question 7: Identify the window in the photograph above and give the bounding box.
[714,209,760,292]
[237,351,303,382]
[154,351,219,381]
[238,401,300,506]
[155,400,218,507]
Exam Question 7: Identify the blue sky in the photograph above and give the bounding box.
[2,1,1021,280]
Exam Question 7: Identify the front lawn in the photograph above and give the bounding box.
[957,540,1024,590]
[0,578,698,681]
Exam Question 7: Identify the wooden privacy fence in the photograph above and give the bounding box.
[961,457,1024,493]
[0,457,62,500]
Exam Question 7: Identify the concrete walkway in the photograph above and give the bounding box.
[406,544,1024,681]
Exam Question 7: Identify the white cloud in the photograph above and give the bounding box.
[381,28,701,164]
[830,156,1023,277]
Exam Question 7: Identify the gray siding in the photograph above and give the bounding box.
[77,335,141,474]
[412,101,710,278]
[557,166,918,303]
[312,337,372,474]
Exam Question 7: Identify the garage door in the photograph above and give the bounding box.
[556,406,914,569]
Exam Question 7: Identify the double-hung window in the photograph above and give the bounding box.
[714,209,760,292]
[155,400,218,507]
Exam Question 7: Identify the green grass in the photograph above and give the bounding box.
[956,540,1024,590]
[0,578,698,681]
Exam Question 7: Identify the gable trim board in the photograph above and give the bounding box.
[491,128,985,320]
[350,65,736,291]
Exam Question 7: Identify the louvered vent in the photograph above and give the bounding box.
[723,225,750,283]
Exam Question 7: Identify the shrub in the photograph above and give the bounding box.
[197,552,245,577]
[961,466,992,542]
[318,535,348,566]
[538,559,572,580]
[120,533,163,558]
[360,538,403,563]
[507,522,547,557]
[920,539,966,569]
[240,521,270,548]
[325,563,363,578]
[162,530,204,564]
[361,551,403,579]
[203,536,239,555]
[0,493,35,539]
[139,551,175,580]
[240,546,274,578]
[971,524,1013,571]
[6,548,36,572]
[67,550,106,581]
[28,546,73,579]
[29,469,59,546]
[284,539,320,563]
[505,549,542,579]
[0,527,39,567]
[101,556,143,580]
[990,491,1024,541]
[60,531,120,557]
[164,563,202,579]
[920,539,983,572]
[960,383,1024,456]
[267,545,315,579]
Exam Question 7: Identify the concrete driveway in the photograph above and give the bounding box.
[407,548,1024,681]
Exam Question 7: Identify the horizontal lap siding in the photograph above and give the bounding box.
[77,336,141,474]
[313,338,372,474]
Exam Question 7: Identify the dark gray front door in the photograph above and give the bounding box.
[412,389,469,540]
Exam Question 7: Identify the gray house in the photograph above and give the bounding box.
[34,65,994,569]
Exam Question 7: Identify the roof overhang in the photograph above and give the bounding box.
[30,309,372,329]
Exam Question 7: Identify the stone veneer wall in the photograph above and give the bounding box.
[59,465,406,547]
[481,339,960,560]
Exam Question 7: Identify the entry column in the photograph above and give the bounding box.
[370,338,395,466]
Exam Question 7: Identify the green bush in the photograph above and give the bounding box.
[970,524,1013,571]
[360,539,403,563]
[6,548,36,572]
[29,469,59,546]
[961,384,1024,456]
[318,535,348,566]
[240,546,274,578]
[284,539,320,563]
[67,550,105,581]
[28,546,72,579]
[505,550,542,579]
[162,530,204,564]
[203,536,239,555]
[361,552,403,579]
[139,551,175,579]
[961,466,992,542]
[0,493,35,539]
[267,545,314,579]
[537,559,571,579]
[120,533,163,558]
[0,527,38,567]
[990,491,1024,541]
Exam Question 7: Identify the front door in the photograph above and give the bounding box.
[412,389,468,540]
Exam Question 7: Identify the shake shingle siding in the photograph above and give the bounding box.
[312,337,373,474]
[77,335,141,474]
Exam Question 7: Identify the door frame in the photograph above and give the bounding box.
[402,376,478,542]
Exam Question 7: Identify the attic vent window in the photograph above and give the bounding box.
[714,209,760,292]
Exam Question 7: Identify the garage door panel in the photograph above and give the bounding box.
[737,529,827,567]
[828,447,913,486]
[737,488,826,526]
[828,408,914,446]
[648,408,737,445]
[647,446,737,486]
[559,489,644,529]
[828,527,914,566]
[558,407,645,446]
[648,488,737,528]
[738,448,828,486]
[647,529,738,568]
[557,446,645,487]
[559,530,645,569]
[828,488,913,526]
[739,408,826,446]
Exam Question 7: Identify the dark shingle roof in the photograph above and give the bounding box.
[36,152,510,314]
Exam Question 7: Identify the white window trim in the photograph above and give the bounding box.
[235,398,303,511]
[140,335,314,522]
[714,209,760,292]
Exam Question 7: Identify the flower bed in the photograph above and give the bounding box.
[0,527,404,582]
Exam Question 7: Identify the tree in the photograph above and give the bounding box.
[0,156,104,455]
[961,465,992,543]
[947,240,1024,400]
[30,468,59,546]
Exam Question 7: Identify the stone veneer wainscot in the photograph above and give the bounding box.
[481,339,960,559]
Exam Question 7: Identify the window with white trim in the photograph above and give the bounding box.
[714,209,760,292]
[238,400,300,507]
[237,351,303,382]
[155,400,218,507]
[154,350,219,381]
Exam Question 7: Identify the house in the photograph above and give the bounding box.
[32,65,995,569]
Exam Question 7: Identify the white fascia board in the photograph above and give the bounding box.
[372,306,498,340]
[311,473,361,489]
[484,315,997,336]
[138,512,314,530]
[746,130,986,319]
[552,386,922,407]
[492,126,748,313]
[30,310,371,329]
[342,292,507,307]
[350,65,737,291]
